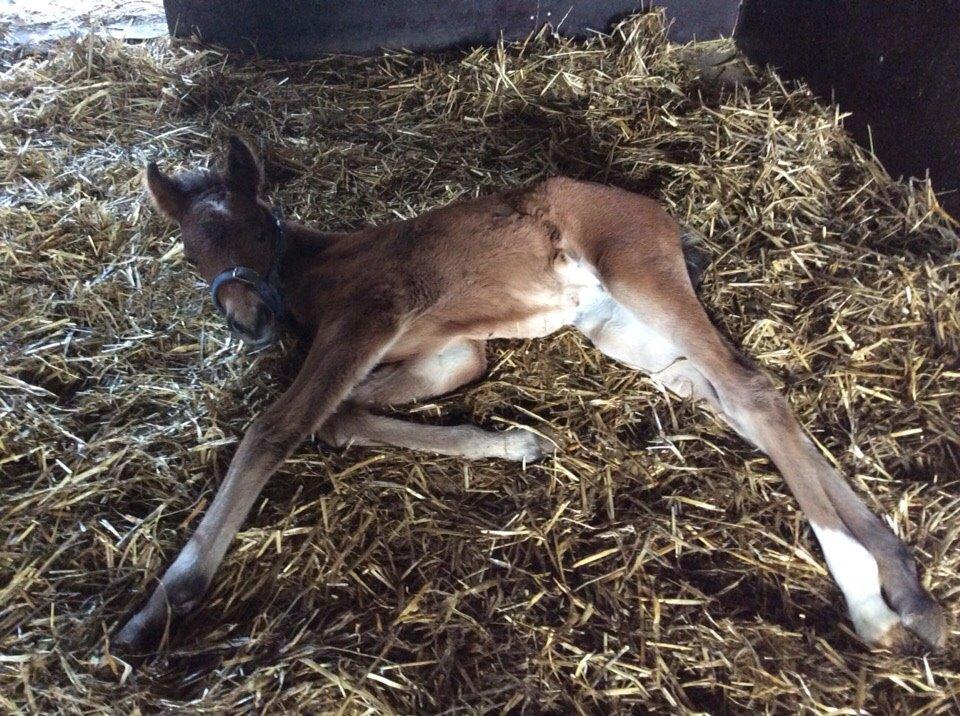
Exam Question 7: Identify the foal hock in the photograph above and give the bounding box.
[116,137,947,653]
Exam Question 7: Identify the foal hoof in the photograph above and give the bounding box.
[901,603,951,651]
[113,612,163,654]
[855,594,950,654]
[500,428,558,462]
[112,574,207,654]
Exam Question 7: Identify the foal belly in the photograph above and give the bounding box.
[487,305,579,339]
[486,256,603,339]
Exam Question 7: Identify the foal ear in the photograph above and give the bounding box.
[225,135,263,196]
[145,162,190,222]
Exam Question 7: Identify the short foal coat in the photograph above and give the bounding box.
[116,138,947,653]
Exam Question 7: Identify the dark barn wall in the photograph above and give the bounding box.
[162,0,960,218]
[737,0,960,218]
[162,0,739,57]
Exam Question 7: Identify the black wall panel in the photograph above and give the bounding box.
[737,0,960,217]
[163,0,739,57]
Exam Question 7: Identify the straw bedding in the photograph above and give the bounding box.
[1,13,959,714]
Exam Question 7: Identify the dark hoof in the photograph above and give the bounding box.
[902,602,950,651]
[866,597,950,654]
[113,612,165,654]
[112,574,207,654]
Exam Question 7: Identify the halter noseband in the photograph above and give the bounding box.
[209,207,286,322]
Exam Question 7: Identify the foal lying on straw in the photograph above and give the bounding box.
[116,136,947,653]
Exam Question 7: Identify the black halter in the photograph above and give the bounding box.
[209,206,286,321]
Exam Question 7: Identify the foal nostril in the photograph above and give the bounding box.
[253,304,270,336]
[227,314,255,337]
[226,315,246,336]
[226,304,273,344]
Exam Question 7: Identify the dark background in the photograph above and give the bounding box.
[162,0,740,53]
[737,0,960,219]
[163,0,960,219]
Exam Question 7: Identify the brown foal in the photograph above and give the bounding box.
[116,136,947,653]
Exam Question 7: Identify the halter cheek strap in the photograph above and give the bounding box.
[209,207,286,322]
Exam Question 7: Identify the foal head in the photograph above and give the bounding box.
[146,136,282,348]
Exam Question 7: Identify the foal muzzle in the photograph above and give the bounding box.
[210,265,284,322]
[208,207,286,337]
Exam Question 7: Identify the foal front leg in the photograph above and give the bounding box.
[323,407,555,461]
[115,316,400,651]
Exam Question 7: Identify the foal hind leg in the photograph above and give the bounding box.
[322,339,555,461]
[575,251,945,650]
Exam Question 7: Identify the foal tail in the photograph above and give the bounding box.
[679,223,710,289]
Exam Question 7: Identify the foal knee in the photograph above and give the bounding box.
[248,409,308,460]
[317,405,366,447]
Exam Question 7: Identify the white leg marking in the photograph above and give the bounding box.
[811,523,900,643]
[497,429,554,462]
[574,287,679,372]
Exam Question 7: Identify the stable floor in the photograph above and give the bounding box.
[1,14,958,714]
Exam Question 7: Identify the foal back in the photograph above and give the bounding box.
[384,178,690,356]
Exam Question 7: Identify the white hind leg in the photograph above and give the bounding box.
[574,286,716,402]
[574,287,911,648]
